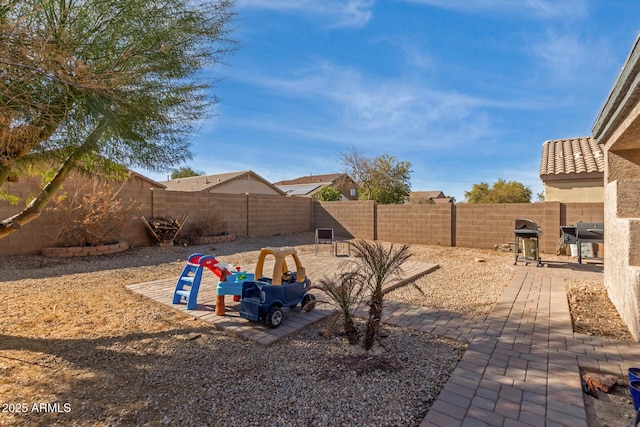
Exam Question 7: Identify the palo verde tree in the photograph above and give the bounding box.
[339,146,411,204]
[0,0,236,239]
[464,179,532,203]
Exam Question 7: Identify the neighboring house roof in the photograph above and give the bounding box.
[408,191,452,204]
[274,173,357,199]
[159,170,285,195]
[432,197,453,205]
[539,137,605,181]
[410,191,445,200]
[129,170,167,189]
[274,173,347,186]
[277,183,324,196]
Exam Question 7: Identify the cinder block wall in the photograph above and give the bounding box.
[377,204,453,246]
[0,181,57,256]
[563,202,605,226]
[248,195,312,236]
[314,200,603,255]
[313,201,376,240]
[1,179,604,256]
[150,190,248,238]
[149,191,311,238]
[455,203,550,250]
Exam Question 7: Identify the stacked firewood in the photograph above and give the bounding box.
[140,215,188,244]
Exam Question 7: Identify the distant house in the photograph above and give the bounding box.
[539,137,604,203]
[159,170,285,195]
[274,173,358,200]
[408,191,452,204]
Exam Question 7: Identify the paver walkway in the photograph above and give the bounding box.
[392,260,639,427]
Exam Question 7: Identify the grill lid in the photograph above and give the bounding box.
[514,218,542,236]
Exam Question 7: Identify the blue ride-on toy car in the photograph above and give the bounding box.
[239,247,316,328]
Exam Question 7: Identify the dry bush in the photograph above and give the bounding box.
[184,215,228,239]
[47,179,139,247]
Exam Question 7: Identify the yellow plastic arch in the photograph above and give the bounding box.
[254,247,306,285]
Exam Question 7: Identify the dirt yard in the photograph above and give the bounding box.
[0,233,636,426]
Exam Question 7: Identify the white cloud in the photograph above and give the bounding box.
[531,30,614,86]
[231,61,501,150]
[235,0,375,29]
[400,0,588,19]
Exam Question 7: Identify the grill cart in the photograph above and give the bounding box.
[514,218,543,267]
[576,222,604,264]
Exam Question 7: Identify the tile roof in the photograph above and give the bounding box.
[539,137,605,179]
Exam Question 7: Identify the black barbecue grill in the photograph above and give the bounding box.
[514,218,542,267]
[576,222,604,264]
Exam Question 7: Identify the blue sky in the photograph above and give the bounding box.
[142,0,640,202]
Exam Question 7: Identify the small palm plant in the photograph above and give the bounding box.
[315,271,364,345]
[350,240,412,351]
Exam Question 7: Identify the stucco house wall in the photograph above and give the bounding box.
[540,137,604,203]
[592,34,640,341]
[543,179,604,203]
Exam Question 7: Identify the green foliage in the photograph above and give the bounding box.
[0,187,20,205]
[340,147,411,204]
[350,240,412,351]
[313,185,342,201]
[0,0,236,236]
[464,179,532,203]
[170,167,206,179]
[314,272,364,345]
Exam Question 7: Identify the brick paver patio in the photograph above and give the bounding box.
[409,260,639,426]
[126,253,437,345]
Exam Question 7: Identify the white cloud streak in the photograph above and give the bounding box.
[232,61,504,150]
[531,30,614,86]
[400,0,588,19]
[235,0,375,29]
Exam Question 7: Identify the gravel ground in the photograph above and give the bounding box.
[0,232,630,426]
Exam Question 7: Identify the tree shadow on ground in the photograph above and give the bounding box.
[0,325,238,425]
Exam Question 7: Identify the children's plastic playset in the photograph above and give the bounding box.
[172,247,316,328]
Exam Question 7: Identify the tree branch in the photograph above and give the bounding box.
[0,118,108,238]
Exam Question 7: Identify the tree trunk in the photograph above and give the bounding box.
[0,119,107,239]
[363,291,383,351]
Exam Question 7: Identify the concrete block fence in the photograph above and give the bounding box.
[315,200,603,255]
[0,176,603,256]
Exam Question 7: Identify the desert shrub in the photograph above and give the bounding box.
[48,179,138,247]
[185,216,227,238]
[350,240,412,351]
[315,271,364,345]
[316,240,412,350]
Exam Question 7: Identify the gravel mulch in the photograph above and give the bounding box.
[0,232,630,426]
